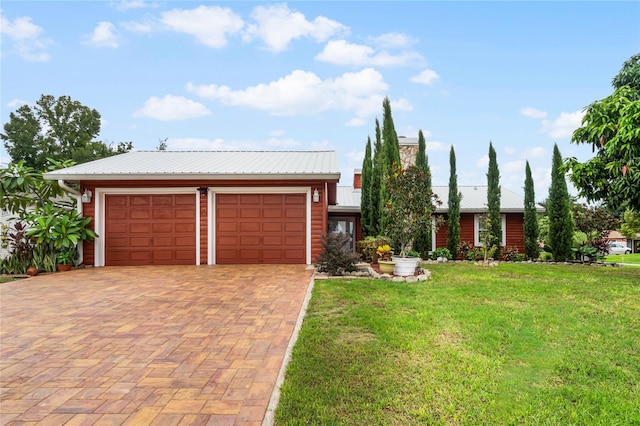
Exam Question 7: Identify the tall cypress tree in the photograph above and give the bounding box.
[370,119,383,236]
[548,144,574,261]
[382,96,400,173]
[487,142,502,258]
[447,146,461,258]
[523,161,539,259]
[414,130,432,257]
[361,137,373,237]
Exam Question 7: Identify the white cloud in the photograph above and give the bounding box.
[410,69,439,85]
[161,5,244,48]
[315,40,422,66]
[187,68,410,123]
[0,12,52,61]
[346,117,368,127]
[83,21,119,48]
[133,95,211,121]
[246,3,346,52]
[524,146,546,159]
[504,147,516,155]
[7,98,29,108]
[112,0,157,11]
[521,107,547,119]
[167,137,300,151]
[541,111,584,139]
[346,150,365,164]
[369,32,416,49]
[426,141,449,152]
[476,154,489,168]
[121,20,154,33]
[504,160,526,174]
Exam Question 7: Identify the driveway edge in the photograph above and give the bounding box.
[262,271,316,426]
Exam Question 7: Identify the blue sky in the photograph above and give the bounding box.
[2,1,639,201]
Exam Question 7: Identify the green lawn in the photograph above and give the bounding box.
[275,263,640,425]
[606,252,640,265]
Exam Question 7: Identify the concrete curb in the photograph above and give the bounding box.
[262,272,316,425]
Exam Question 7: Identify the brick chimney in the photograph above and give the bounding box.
[354,168,362,189]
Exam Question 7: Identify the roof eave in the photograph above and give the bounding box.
[328,206,361,213]
[43,172,342,181]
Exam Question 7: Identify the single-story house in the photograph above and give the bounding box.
[44,150,340,266]
[332,169,534,256]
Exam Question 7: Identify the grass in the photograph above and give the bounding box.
[605,252,640,265]
[0,276,20,283]
[275,263,640,425]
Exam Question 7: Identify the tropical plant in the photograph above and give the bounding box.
[57,248,76,265]
[431,247,452,260]
[384,164,441,257]
[376,244,393,261]
[0,221,34,274]
[357,235,392,262]
[25,205,97,265]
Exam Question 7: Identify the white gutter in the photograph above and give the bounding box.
[58,179,84,265]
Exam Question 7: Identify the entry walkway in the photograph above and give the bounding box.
[0,265,313,425]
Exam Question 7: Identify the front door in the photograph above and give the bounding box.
[328,216,356,251]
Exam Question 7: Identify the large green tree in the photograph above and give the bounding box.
[370,119,384,236]
[566,53,640,212]
[487,142,502,258]
[447,146,461,259]
[523,161,539,260]
[1,94,132,170]
[414,130,432,257]
[548,144,575,260]
[360,137,373,237]
[620,208,640,239]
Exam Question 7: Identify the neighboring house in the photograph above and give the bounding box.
[43,151,340,266]
[605,230,640,253]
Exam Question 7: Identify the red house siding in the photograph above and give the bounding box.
[77,179,334,266]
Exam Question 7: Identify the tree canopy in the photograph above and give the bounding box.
[566,53,640,212]
[1,94,133,170]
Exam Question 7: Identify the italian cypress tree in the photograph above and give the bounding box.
[447,146,461,258]
[414,130,432,257]
[487,142,502,258]
[382,96,400,172]
[547,144,574,260]
[523,161,539,259]
[361,137,373,237]
[370,119,383,236]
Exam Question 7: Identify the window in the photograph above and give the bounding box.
[474,214,506,247]
[328,216,356,251]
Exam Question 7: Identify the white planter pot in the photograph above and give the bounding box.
[391,256,419,276]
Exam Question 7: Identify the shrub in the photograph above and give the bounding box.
[503,246,521,262]
[432,247,452,260]
[458,241,474,260]
[316,232,362,275]
[357,235,391,262]
[539,252,553,261]
[405,249,421,258]
[467,247,484,261]
[0,222,34,274]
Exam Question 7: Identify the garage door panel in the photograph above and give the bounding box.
[105,194,196,266]
[285,236,305,245]
[130,196,151,206]
[216,192,306,264]
[130,223,151,233]
[263,223,283,232]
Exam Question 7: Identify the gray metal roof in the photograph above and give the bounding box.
[333,185,532,213]
[43,150,341,181]
[433,186,525,213]
[330,186,362,213]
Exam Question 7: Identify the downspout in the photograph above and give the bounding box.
[58,180,84,265]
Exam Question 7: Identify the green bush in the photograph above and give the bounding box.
[539,252,553,261]
[357,235,392,262]
[432,247,452,260]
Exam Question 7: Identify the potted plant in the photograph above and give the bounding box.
[56,248,75,272]
[376,244,395,273]
[25,204,97,272]
[383,164,441,275]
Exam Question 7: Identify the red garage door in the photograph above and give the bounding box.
[105,194,197,266]
[216,193,306,264]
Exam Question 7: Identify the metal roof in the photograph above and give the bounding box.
[333,185,535,213]
[43,150,341,181]
[330,186,362,213]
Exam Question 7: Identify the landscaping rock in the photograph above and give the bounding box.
[379,273,393,281]
[406,276,418,283]
[392,276,406,283]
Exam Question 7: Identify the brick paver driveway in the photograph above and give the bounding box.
[0,265,313,425]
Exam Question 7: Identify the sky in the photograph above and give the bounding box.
[1,1,639,202]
